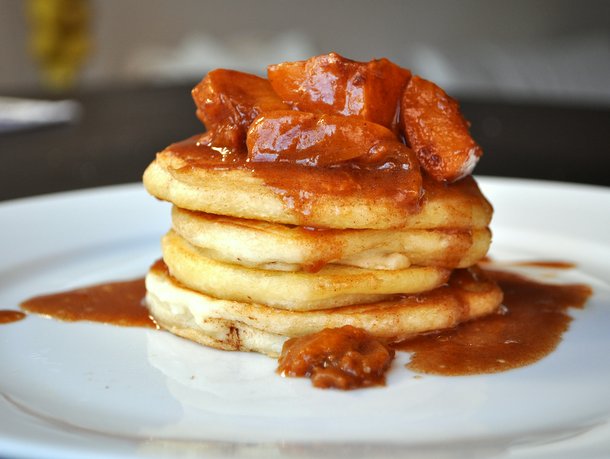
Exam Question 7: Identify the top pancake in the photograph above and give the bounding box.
[143,141,492,230]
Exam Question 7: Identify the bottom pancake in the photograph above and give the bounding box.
[145,261,503,357]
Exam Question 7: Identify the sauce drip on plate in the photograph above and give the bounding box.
[10,262,593,388]
[0,310,26,324]
[509,261,576,269]
[20,278,156,328]
[394,268,592,375]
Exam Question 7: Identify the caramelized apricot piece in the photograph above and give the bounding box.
[268,53,411,132]
[400,76,482,182]
[192,69,289,150]
[278,326,395,390]
[247,110,409,166]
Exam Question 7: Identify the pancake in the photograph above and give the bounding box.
[143,144,492,230]
[143,54,501,366]
[161,230,451,311]
[172,205,491,271]
[146,261,503,357]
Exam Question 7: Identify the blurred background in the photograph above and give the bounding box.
[1,0,609,200]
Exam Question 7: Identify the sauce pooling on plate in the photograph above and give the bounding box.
[11,263,592,387]
[509,261,576,269]
[20,278,156,328]
[394,268,592,375]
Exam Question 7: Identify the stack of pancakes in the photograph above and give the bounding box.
[143,53,503,357]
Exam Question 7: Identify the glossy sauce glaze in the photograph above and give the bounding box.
[168,135,422,221]
[0,310,26,324]
[20,278,156,328]
[395,268,592,375]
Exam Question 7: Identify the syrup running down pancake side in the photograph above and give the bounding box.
[166,135,422,223]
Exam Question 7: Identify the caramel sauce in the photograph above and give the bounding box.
[480,258,575,270]
[395,268,592,375]
[0,310,26,324]
[20,278,156,328]
[168,135,422,223]
[13,260,592,387]
[510,261,576,269]
[278,325,395,390]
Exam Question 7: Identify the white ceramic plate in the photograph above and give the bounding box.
[1,178,609,459]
